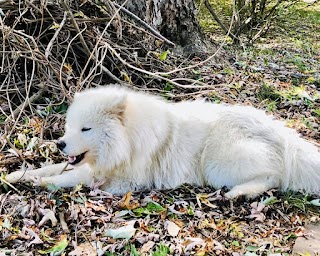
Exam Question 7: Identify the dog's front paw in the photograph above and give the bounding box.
[6,171,28,183]
[225,188,260,200]
[6,171,44,187]
[225,188,243,199]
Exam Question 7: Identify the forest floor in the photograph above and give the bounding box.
[1,1,320,256]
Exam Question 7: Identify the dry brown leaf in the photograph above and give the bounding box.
[183,237,206,251]
[295,226,305,237]
[140,240,155,253]
[118,191,140,210]
[166,220,180,237]
[69,242,97,256]
[85,201,107,212]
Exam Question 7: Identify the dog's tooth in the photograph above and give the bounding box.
[68,156,76,163]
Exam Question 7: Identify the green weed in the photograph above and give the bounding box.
[152,244,171,256]
[133,201,166,217]
[283,192,320,212]
[130,244,139,256]
[313,109,320,117]
[266,100,278,112]
[256,83,281,101]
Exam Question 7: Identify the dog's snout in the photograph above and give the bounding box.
[57,140,66,151]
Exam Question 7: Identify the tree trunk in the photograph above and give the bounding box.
[121,0,207,55]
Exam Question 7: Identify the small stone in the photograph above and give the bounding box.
[268,63,280,70]
[216,74,223,80]
[292,223,320,255]
[251,66,265,72]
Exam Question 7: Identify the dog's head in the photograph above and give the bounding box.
[57,87,130,170]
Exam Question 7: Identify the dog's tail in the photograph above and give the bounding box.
[282,136,320,194]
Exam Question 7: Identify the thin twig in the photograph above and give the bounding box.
[101,65,123,83]
[111,1,175,47]
[105,42,215,89]
[151,7,237,77]
[5,86,45,122]
[45,11,67,58]
[5,136,24,161]
[61,0,91,56]
[0,155,36,166]
[0,177,21,194]
[79,0,130,86]
[204,0,239,42]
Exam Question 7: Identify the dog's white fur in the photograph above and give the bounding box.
[6,86,320,198]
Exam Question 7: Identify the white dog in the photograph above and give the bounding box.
[6,86,320,198]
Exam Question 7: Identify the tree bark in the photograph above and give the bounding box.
[120,0,207,55]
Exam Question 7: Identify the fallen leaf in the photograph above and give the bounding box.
[309,199,320,206]
[183,237,206,251]
[49,22,60,30]
[105,223,136,239]
[69,242,97,256]
[63,63,73,75]
[196,194,218,209]
[38,234,68,255]
[166,220,180,237]
[85,201,107,212]
[140,240,155,253]
[294,226,305,237]
[118,191,140,210]
[159,50,170,61]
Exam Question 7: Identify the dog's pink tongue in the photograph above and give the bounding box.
[68,156,76,163]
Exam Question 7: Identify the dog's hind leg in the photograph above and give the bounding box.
[6,162,70,183]
[225,175,279,199]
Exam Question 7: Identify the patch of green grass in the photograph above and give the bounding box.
[258,48,276,57]
[286,55,309,72]
[53,103,68,114]
[164,82,174,92]
[152,244,171,256]
[105,252,118,256]
[313,108,320,117]
[130,244,139,256]
[256,83,282,102]
[282,192,320,212]
[290,6,320,26]
[274,86,314,104]
[276,2,320,53]
[197,0,232,34]
[0,115,6,123]
[266,100,278,112]
[209,95,221,104]
[301,117,313,129]
[133,201,166,217]
[221,67,234,75]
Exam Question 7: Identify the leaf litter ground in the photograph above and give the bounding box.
[1,183,320,255]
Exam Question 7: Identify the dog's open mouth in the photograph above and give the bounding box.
[68,152,86,165]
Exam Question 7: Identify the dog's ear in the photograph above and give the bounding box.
[109,94,127,123]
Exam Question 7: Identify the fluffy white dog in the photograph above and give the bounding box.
[6,86,320,198]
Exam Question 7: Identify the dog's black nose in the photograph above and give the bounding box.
[57,140,66,150]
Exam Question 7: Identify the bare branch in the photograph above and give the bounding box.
[204,0,239,42]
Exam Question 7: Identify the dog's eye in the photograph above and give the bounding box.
[81,127,91,132]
